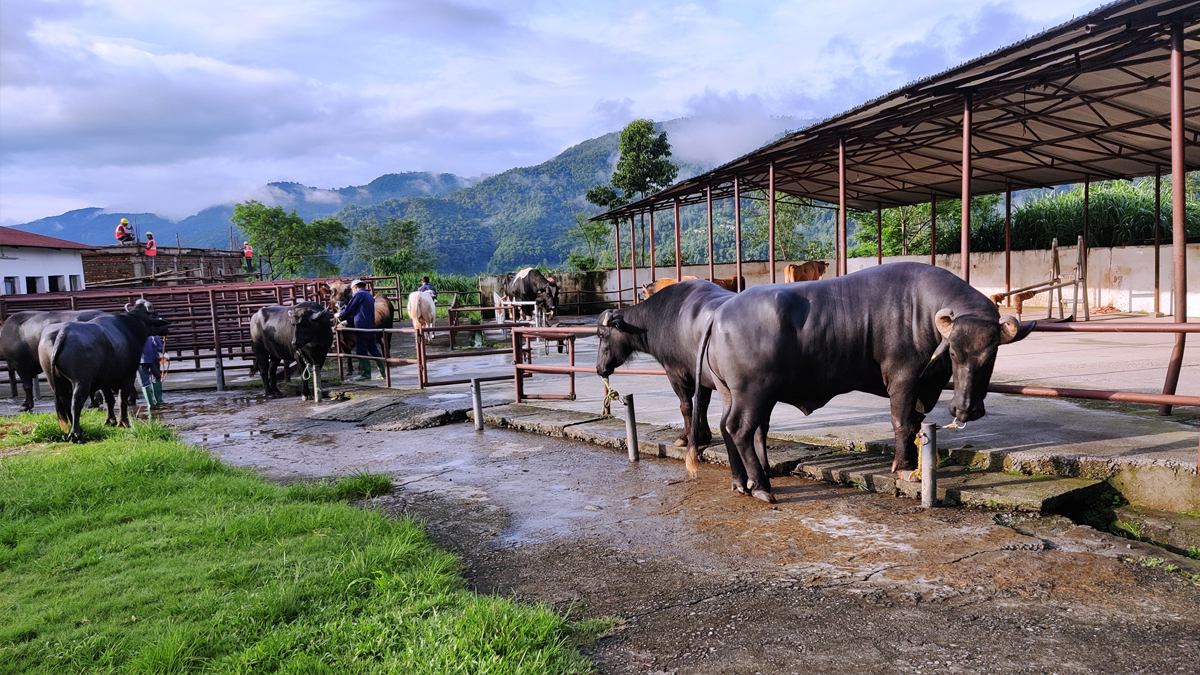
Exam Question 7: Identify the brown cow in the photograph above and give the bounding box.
[712,276,745,292]
[324,280,396,357]
[783,260,829,283]
[641,276,698,299]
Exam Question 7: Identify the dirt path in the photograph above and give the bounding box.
[151,389,1200,674]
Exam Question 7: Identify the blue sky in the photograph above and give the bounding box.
[0,0,1101,224]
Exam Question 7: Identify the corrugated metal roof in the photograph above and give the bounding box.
[595,0,1199,219]
[0,227,96,250]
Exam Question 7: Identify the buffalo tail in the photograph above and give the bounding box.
[685,316,716,477]
[49,327,71,432]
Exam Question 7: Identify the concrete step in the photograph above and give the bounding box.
[1110,505,1200,558]
[475,404,1106,513]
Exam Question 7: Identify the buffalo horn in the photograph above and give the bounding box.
[598,310,612,327]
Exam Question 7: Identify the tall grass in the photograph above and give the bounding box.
[0,413,602,674]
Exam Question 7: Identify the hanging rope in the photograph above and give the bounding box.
[602,378,620,416]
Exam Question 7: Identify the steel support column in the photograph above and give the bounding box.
[1162,23,1188,418]
[876,205,883,265]
[1155,165,1162,316]
[1005,185,1012,306]
[837,138,847,277]
[734,175,743,291]
[613,222,623,308]
[649,210,656,282]
[930,196,937,267]
[707,186,715,282]
[674,197,682,281]
[961,94,972,282]
[769,162,777,283]
[630,216,638,304]
[1083,175,1090,279]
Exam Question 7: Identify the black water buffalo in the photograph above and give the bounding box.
[250,302,333,399]
[596,279,735,448]
[1,309,108,411]
[37,301,171,442]
[688,263,1033,503]
[502,267,559,320]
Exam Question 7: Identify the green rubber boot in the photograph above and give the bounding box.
[152,381,164,405]
[355,359,372,381]
[142,386,157,410]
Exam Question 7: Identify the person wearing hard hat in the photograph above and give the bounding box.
[337,279,384,381]
[242,241,254,272]
[144,232,157,274]
[115,218,134,243]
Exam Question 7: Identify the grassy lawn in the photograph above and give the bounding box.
[0,412,604,674]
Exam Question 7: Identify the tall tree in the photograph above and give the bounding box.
[586,119,678,267]
[565,213,612,270]
[231,201,349,279]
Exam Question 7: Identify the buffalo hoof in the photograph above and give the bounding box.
[20,403,33,412]
[674,437,687,448]
[68,433,85,444]
[118,420,131,428]
[272,392,284,399]
[730,480,748,495]
[751,489,776,504]
[104,418,117,427]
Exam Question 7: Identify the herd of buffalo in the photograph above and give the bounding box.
[2,262,1029,505]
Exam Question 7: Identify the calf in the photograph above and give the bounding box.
[640,276,698,299]
[597,279,735,448]
[1,309,108,410]
[37,301,171,442]
[689,263,1032,503]
[407,291,436,344]
[250,302,333,399]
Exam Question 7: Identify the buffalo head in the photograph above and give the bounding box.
[927,309,1032,423]
[537,277,559,319]
[124,300,172,336]
[288,305,334,370]
[596,309,641,378]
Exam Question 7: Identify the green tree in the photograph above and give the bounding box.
[565,213,611,271]
[348,217,436,276]
[231,201,349,279]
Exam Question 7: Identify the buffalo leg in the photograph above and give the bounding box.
[693,386,713,446]
[118,380,136,428]
[726,401,774,503]
[19,369,36,411]
[888,388,924,472]
[68,382,90,443]
[719,409,749,495]
[103,389,118,426]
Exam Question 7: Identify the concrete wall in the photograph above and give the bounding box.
[596,243,1199,318]
[0,246,86,295]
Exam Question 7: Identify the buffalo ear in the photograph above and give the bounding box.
[1000,316,1035,344]
[934,308,955,338]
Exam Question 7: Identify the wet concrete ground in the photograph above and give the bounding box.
[132,389,1200,675]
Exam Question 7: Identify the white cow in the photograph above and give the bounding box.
[407,290,436,344]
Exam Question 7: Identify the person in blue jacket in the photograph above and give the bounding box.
[338,279,383,381]
[140,335,165,409]
[417,275,437,300]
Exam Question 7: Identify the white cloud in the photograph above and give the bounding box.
[0,0,1101,223]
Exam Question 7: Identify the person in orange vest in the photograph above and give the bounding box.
[242,241,254,272]
[115,218,134,243]
[144,232,157,274]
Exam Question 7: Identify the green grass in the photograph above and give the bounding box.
[0,413,603,674]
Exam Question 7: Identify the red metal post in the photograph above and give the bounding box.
[734,175,743,291]
[707,186,715,281]
[930,196,937,267]
[1162,22,1189,419]
[649,209,656,282]
[768,161,777,283]
[613,221,623,308]
[674,197,682,281]
[1154,165,1161,316]
[838,138,847,277]
[961,94,972,282]
[876,205,883,265]
[630,216,638,304]
[1005,185,1012,305]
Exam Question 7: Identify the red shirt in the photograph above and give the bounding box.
[145,239,157,256]
[243,244,253,258]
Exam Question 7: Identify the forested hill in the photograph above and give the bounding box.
[10,172,474,248]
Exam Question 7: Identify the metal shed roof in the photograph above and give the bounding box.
[594,0,1200,219]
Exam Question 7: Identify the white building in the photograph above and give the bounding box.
[0,228,93,295]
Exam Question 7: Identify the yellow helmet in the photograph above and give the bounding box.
[145,231,153,237]
[120,218,129,225]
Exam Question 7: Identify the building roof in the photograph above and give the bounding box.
[0,227,96,250]
[595,0,1200,218]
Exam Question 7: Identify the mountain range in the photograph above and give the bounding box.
[9,117,803,273]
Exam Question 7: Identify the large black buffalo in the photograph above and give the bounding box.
[596,279,735,448]
[38,301,171,442]
[2,309,108,411]
[501,267,559,320]
[688,263,1033,503]
[250,302,333,399]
